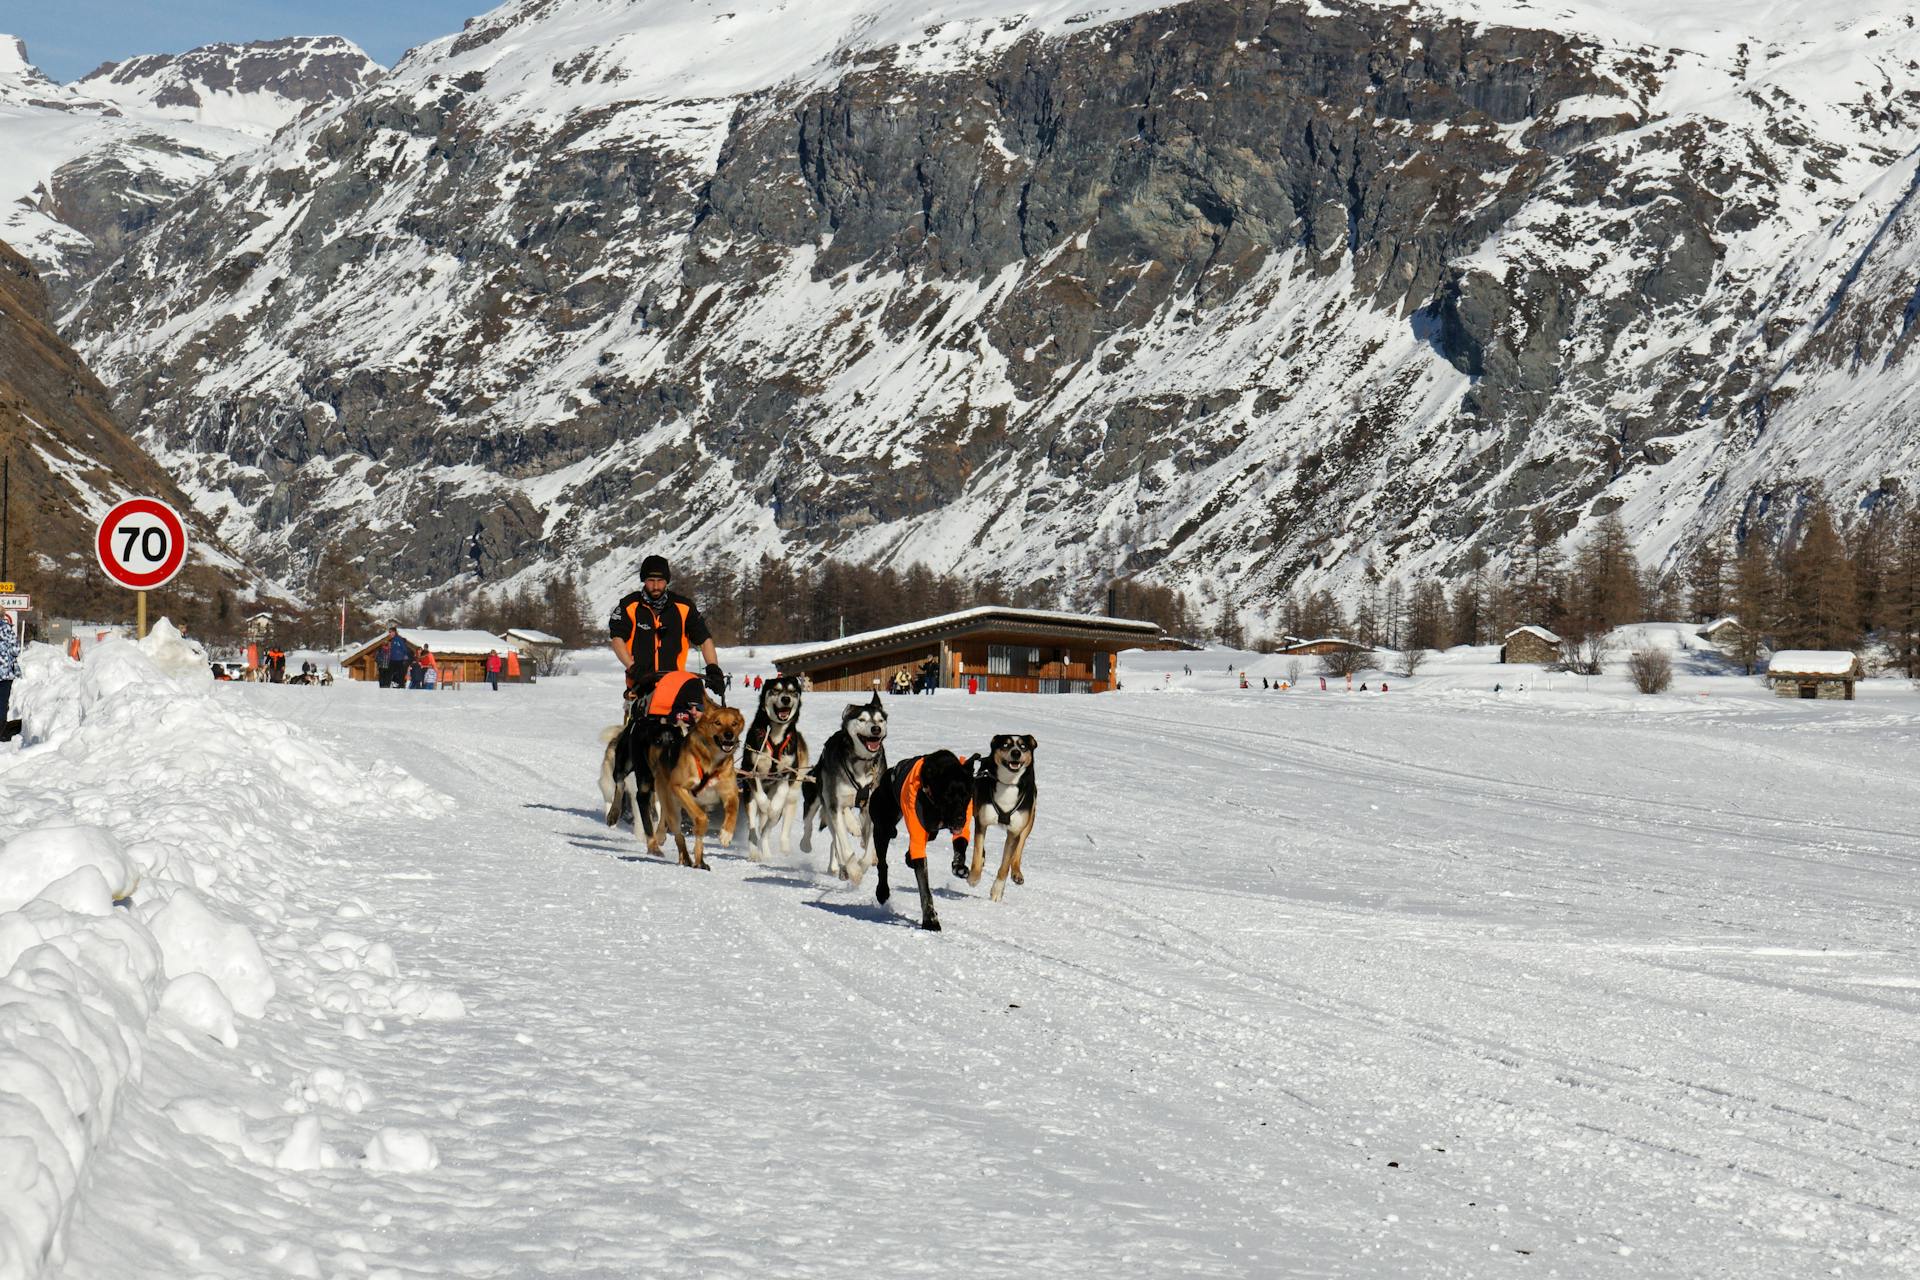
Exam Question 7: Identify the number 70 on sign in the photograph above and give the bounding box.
[96,498,190,590]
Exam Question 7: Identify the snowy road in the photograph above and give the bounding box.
[27,651,1920,1278]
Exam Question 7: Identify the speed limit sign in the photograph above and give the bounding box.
[96,497,189,590]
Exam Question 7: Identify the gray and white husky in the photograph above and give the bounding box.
[801,692,889,883]
[739,675,810,862]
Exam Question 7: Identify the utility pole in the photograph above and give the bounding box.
[2,453,10,580]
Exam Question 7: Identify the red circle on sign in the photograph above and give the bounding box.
[96,497,190,590]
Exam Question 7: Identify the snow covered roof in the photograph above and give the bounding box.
[1505,625,1562,644]
[344,628,511,661]
[1276,636,1366,651]
[1766,651,1859,677]
[778,606,1159,667]
[501,628,565,646]
[1699,616,1744,634]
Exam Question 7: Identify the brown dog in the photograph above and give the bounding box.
[646,698,746,869]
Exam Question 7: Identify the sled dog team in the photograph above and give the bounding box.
[598,678,1038,931]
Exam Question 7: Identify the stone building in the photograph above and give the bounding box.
[1697,617,1745,645]
[1500,625,1561,664]
[1765,650,1860,700]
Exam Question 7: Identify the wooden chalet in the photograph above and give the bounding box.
[776,606,1161,694]
[1766,650,1860,701]
[1500,625,1561,664]
[342,628,531,685]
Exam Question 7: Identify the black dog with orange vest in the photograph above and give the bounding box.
[869,750,975,931]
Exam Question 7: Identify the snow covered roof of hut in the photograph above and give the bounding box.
[777,606,1159,668]
[344,628,510,663]
[1699,616,1743,635]
[1505,625,1562,644]
[502,628,565,647]
[1766,650,1859,677]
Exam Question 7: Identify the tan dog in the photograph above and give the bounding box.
[647,698,746,869]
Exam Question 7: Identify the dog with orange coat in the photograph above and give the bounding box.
[869,749,975,931]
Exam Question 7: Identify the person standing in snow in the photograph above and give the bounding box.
[0,611,20,741]
[378,626,412,689]
[486,649,503,691]
[607,555,723,705]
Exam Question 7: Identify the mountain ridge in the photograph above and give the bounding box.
[49,0,1920,621]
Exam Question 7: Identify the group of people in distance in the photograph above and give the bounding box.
[375,626,508,691]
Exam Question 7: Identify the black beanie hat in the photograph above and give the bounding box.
[640,554,671,582]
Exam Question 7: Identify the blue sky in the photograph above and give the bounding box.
[8,1,486,81]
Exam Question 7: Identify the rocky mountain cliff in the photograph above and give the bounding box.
[64,0,1920,620]
[0,35,381,304]
[0,237,267,620]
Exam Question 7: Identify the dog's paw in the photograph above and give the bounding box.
[1011,869,1024,885]
[990,880,1006,902]
[949,854,968,878]
[921,915,942,932]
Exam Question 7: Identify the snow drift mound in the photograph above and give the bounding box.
[0,625,451,1276]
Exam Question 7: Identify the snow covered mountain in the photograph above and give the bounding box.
[63,0,1920,616]
[0,35,380,304]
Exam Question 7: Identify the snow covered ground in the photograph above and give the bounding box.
[3,633,1918,1277]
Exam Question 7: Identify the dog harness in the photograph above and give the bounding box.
[899,755,974,864]
[745,722,800,780]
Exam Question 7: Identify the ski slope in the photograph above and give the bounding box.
[4,638,1918,1277]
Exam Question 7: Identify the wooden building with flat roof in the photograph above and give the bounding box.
[342,627,532,686]
[776,607,1161,694]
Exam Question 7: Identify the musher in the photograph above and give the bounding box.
[606,556,726,808]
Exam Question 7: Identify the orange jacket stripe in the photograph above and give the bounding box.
[622,598,697,671]
[899,756,975,863]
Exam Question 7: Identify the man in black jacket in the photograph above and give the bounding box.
[607,555,724,701]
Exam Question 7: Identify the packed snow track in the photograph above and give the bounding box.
[5,645,1917,1278]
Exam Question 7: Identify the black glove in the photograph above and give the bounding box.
[704,664,726,696]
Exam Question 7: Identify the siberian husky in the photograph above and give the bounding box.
[801,692,889,883]
[739,675,810,862]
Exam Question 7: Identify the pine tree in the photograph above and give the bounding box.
[1516,512,1563,626]
[1404,580,1449,650]
[1684,536,1728,622]
[1781,495,1858,649]
[1847,507,1894,637]
[1730,531,1779,674]
[1886,504,1920,677]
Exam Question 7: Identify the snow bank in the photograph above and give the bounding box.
[0,625,452,1276]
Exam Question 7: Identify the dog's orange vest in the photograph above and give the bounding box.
[645,669,704,717]
[899,755,974,863]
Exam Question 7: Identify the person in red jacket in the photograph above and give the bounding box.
[486,649,503,691]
